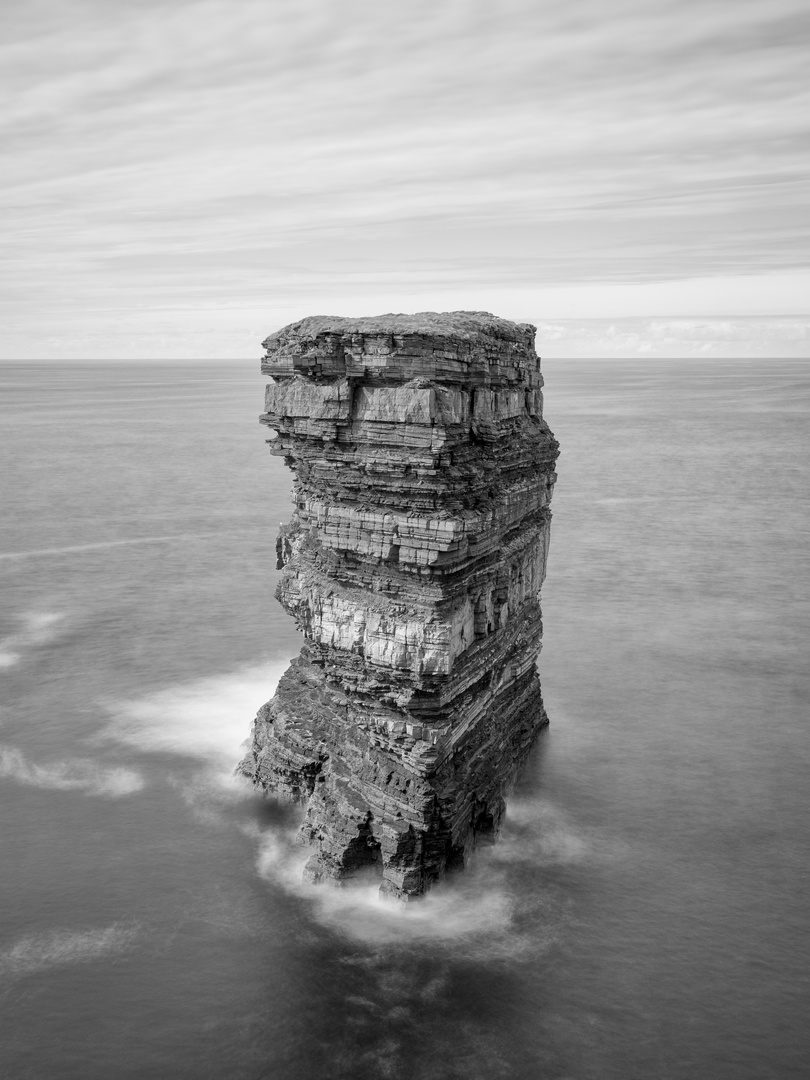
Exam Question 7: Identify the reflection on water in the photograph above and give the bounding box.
[1,359,808,1080]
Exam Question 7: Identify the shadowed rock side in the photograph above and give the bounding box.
[240,311,559,900]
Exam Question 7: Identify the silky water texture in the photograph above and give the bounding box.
[1,359,808,1080]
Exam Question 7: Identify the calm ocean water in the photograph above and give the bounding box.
[1,359,808,1080]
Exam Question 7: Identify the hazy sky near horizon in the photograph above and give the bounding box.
[2,0,809,357]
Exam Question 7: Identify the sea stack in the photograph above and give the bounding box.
[240,311,559,900]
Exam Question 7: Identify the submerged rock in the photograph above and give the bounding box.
[240,311,559,900]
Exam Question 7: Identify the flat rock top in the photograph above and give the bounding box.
[263,311,535,346]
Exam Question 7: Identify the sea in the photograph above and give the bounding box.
[1,358,808,1080]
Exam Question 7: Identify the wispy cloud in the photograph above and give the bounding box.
[1,0,808,356]
[536,315,810,356]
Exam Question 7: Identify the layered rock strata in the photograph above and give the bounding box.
[240,311,559,900]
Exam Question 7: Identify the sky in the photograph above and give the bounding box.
[2,0,809,358]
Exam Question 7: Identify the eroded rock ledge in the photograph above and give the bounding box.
[240,311,559,900]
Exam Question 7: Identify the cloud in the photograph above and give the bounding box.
[535,315,810,356]
[1,0,808,355]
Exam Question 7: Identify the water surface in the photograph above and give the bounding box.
[1,359,808,1079]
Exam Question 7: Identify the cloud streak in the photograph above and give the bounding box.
[1,0,808,356]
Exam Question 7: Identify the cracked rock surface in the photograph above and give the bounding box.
[239,311,559,900]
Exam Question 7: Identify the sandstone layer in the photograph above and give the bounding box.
[240,311,559,900]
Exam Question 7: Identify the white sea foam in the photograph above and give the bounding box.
[310,878,517,947]
[250,821,525,947]
[0,744,144,797]
[0,611,64,667]
[167,769,259,826]
[499,791,629,873]
[245,784,607,950]
[100,661,570,949]
[101,660,288,777]
[0,923,139,978]
[494,796,590,865]
[100,661,290,827]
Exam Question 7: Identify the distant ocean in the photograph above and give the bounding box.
[1,359,808,1080]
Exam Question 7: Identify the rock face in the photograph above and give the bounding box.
[240,311,559,900]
